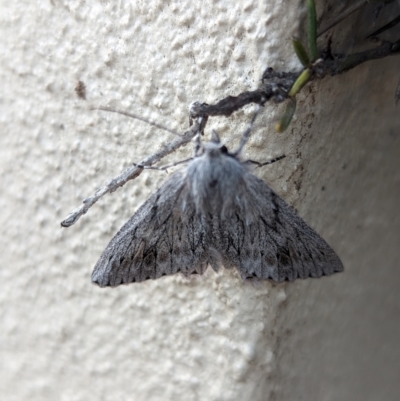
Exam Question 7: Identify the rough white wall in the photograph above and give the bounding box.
[273,2,400,400]
[1,1,399,401]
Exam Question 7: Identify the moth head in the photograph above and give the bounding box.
[210,130,221,144]
[201,107,259,159]
[199,131,231,158]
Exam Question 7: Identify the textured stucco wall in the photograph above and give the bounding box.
[1,1,399,401]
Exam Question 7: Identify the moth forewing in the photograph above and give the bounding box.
[92,141,343,287]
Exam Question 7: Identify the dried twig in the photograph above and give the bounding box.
[190,38,399,119]
[61,117,204,227]
[316,39,400,76]
[61,34,399,227]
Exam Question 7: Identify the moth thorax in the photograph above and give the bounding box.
[187,150,248,216]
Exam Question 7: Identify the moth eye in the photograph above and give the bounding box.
[220,145,228,154]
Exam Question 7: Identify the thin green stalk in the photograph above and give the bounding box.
[307,0,318,60]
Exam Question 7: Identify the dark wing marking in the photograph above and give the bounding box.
[92,172,211,287]
[214,174,344,282]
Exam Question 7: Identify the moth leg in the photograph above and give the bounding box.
[190,113,207,157]
[234,106,260,155]
[193,132,202,156]
[193,116,209,156]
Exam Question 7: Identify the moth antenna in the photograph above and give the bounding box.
[246,154,286,168]
[234,106,260,155]
[133,157,193,171]
[210,130,221,143]
[91,106,182,137]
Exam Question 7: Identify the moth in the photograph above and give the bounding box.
[92,127,343,287]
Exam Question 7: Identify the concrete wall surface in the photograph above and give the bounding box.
[1,1,399,400]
